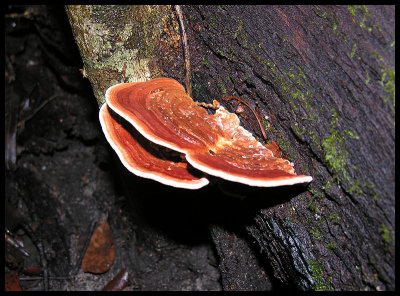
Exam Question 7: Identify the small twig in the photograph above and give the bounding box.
[17,94,61,128]
[21,223,49,291]
[72,220,98,276]
[5,11,32,19]
[223,96,268,140]
[5,233,30,257]
[175,5,192,98]
[19,276,71,281]
[196,100,220,110]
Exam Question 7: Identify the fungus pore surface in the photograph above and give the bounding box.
[101,77,312,188]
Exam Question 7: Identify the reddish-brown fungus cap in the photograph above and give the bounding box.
[99,103,209,189]
[105,77,313,187]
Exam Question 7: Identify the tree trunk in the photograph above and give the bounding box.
[65,5,181,106]
[67,5,395,290]
[182,5,394,291]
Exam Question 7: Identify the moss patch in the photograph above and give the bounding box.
[321,107,359,183]
[308,258,333,291]
[381,68,395,107]
[380,224,394,243]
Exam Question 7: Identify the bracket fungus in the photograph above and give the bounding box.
[100,77,312,189]
[99,104,209,189]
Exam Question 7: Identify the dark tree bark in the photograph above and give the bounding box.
[67,5,395,290]
[180,5,394,291]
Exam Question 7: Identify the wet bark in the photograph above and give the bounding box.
[182,5,394,291]
[66,5,395,291]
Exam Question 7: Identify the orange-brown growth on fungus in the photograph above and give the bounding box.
[223,96,268,140]
[265,140,283,158]
[101,78,312,188]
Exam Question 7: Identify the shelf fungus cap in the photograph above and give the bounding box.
[103,77,313,188]
[99,103,209,189]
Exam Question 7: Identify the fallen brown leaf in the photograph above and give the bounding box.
[5,272,22,291]
[82,213,115,274]
[101,268,129,291]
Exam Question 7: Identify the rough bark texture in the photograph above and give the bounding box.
[65,5,181,106]
[180,5,394,291]
[209,224,272,291]
[66,5,395,290]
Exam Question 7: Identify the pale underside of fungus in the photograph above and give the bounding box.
[99,77,313,189]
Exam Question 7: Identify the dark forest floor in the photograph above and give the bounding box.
[5,5,223,291]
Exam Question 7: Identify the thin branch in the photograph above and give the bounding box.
[223,96,268,140]
[17,94,62,128]
[175,5,192,98]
